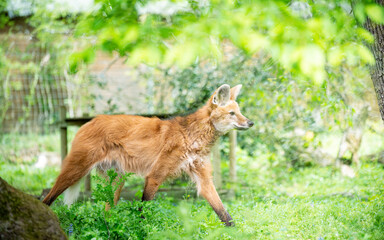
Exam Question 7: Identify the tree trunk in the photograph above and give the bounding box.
[364,0,384,122]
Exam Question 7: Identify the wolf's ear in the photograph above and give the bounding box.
[212,84,230,106]
[230,84,242,100]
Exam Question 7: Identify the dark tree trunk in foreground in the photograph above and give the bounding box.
[364,0,384,122]
[0,177,67,240]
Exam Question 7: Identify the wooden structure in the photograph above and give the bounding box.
[211,142,222,189]
[228,130,237,198]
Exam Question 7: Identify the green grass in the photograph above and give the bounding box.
[0,161,59,195]
[0,130,78,195]
[233,164,384,239]
[2,158,382,239]
[1,132,383,239]
[45,163,384,240]
[0,133,62,195]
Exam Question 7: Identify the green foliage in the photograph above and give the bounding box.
[142,52,376,169]
[354,1,384,25]
[0,133,61,195]
[92,169,132,208]
[65,0,380,85]
[50,163,384,239]
[0,1,93,131]
[1,0,382,132]
[2,1,384,236]
[54,198,240,239]
[1,133,384,239]
[55,169,239,239]
[0,161,59,195]
[0,1,10,28]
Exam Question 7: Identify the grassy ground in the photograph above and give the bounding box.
[1,159,383,239]
[49,163,383,239]
[1,133,383,239]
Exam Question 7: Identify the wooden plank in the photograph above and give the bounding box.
[211,140,222,189]
[85,175,92,192]
[59,105,67,162]
[228,130,237,198]
[83,113,92,192]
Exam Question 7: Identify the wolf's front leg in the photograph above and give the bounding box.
[142,157,173,201]
[190,163,234,226]
[142,175,165,201]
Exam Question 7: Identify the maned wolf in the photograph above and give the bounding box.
[43,84,253,226]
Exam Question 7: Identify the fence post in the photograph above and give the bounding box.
[211,139,222,189]
[228,130,237,198]
[83,113,92,192]
[59,105,67,162]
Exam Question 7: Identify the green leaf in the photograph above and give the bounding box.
[365,4,384,24]
[129,45,162,65]
[300,45,325,82]
[356,44,375,65]
[327,47,344,66]
[120,25,139,46]
[165,42,200,67]
[353,3,366,24]
[356,28,374,44]
[240,32,269,53]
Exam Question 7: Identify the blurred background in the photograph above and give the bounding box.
[1,0,384,238]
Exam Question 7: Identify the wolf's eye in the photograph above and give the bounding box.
[229,111,235,116]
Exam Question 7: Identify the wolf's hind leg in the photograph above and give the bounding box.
[43,152,94,206]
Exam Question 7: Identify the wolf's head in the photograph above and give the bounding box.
[208,84,254,134]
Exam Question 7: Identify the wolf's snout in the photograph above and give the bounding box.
[235,119,254,130]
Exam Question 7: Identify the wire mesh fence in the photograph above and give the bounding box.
[1,33,68,134]
[2,71,67,134]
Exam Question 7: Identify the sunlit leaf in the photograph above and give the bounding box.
[240,32,269,53]
[121,25,139,46]
[356,28,374,44]
[328,47,344,66]
[165,42,200,67]
[356,44,375,65]
[353,3,366,24]
[300,45,325,75]
[365,4,384,24]
[129,45,162,65]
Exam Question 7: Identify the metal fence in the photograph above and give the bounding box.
[2,71,67,133]
[1,33,68,134]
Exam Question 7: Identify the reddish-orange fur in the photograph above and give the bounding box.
[43,84,253,226]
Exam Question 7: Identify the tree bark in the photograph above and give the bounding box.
[364,0,384,122]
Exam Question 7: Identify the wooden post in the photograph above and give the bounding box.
[59,105,67,162]
[228,130,237,198]
[83,113,92,192]
[211,140,222,189]
[85,172,92,191]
